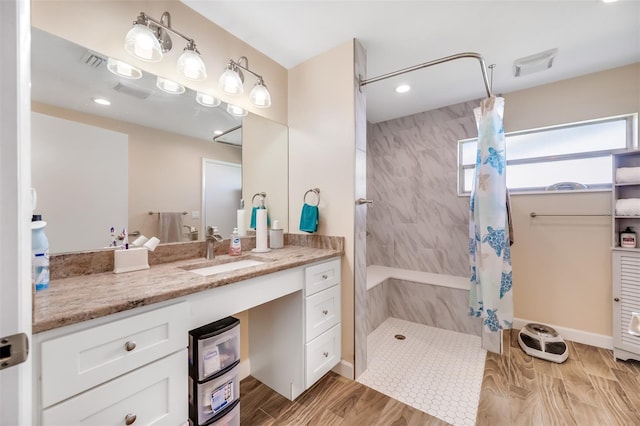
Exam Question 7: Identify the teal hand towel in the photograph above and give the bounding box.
[299,203,319,233]
[250,206,258,229]
[250,207,270,229]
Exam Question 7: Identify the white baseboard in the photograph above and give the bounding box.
[332,359,354,380]
[513,317,613,350]
[238,359,251,381]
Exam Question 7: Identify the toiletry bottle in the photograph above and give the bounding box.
[229,227,242,256]
[31,214,50,291]
[621,227,637,248]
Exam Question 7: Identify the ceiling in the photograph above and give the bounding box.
[182,0,640,123]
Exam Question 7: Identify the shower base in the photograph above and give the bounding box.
[357,317,486,426]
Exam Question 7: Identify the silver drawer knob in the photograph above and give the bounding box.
[125,414,137,425]
[322,310,328,315]
[323,352,329,358]
[321,274,328,280]
[125,341,137,352]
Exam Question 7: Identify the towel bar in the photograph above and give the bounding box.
[149,211,188,215]
[304,188,320,206]
[530,212,610,217]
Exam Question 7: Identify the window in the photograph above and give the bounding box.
[458,114,637,195]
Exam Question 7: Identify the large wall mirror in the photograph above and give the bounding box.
[31,27,289,254]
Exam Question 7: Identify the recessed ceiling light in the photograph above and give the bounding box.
[92,97,111,106]
[213,130,223,135]
[602,0,618,3]
[395,84,411,93]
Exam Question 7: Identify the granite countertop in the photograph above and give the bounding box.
[33,245,343,334]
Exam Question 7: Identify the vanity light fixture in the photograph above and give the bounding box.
[125,11,207,81]
[196,92,221,107]
[395,84,411,93]
[106,58,143,80]
[156,76,185,94]
[219,56,272,108]
[226,104,248,117]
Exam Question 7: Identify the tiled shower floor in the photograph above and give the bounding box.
[357,317,486,426]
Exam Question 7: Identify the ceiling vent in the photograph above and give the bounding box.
[112,83,152,100]
[80,51,107,69]
[513,48,557,77]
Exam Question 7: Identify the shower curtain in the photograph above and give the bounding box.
[469,96,513,332]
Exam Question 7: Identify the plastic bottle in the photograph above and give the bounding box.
[229,227,242,256]
[31,215,50,291]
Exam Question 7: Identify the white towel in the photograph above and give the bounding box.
[615,198,640,216]
[159,212,183,243]
[616,167,640,184]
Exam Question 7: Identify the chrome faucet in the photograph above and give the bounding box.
[205,226,224,259]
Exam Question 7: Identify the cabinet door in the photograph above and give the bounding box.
[41,302,188,407]
[42,350,187,426]
[305,285,341,342]
[613,252,640,354]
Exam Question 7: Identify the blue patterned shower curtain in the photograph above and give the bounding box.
[469,96,512,332]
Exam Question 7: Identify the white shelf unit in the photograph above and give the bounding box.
[612,151,640,249]
[612,151,640,362]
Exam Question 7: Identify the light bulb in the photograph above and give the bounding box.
[156,76,185,94]
[249,80,272,108]
[218,67,244,95]
[196,92,221,107]
[177,48,207,81]
[124,24,162,62]
[107,58,142,79]
[226,104,247,117]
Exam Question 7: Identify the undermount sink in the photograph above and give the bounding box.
[182,258,266,276]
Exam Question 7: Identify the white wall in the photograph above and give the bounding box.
[31,112,128,253]
[504,63,640,338]
[288,40,356,364]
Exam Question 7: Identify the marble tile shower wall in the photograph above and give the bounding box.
[366,99,480,276]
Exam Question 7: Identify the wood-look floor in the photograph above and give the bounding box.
[241,330,640,425]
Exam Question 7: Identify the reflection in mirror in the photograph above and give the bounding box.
[30,27,288,254]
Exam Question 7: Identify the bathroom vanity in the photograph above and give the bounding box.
[31,244,343,425]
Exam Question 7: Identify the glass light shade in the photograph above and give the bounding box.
[226,104,248,117]
[249,81,272,108]
[218,68,244,95]
[124,24,162,62]
[177,49,207,81]
[196,92,221,107]
[156,76,185,94]
[106,58,142,79]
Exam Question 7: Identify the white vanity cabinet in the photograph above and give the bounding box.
[249,257,342,400]
[33,302,189,425]
[303,258,341,388]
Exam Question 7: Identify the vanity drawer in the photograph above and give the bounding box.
[305,324,341,389]
[41,302,188,408]
[42,350,187,426]
[304,258,340,296]
[305,285,341,342]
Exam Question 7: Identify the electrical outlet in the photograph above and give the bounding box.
[191,210,200,219]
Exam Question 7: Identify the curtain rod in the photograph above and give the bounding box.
[359,52,492,98]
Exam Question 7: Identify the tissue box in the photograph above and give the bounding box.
[113,247,149,273]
